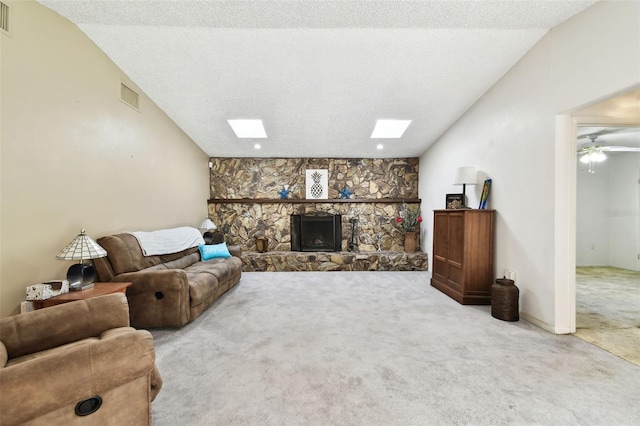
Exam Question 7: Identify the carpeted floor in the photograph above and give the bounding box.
[575,266,640,366]
[151,271,640,425]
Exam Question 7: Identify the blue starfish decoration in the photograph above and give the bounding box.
[278,186,291,199]
[338,186,352,199]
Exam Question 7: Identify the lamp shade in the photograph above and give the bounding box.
[199,218,217,231]
[56,229,107,261]
[454,167,477,185]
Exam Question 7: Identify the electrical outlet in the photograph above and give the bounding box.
[505,269,516,281]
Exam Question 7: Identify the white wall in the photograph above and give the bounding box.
[576,158,610,266]
[419,1,640,331]
[0,1,210,316]
[607,153,640,270]
[576,152,640,269]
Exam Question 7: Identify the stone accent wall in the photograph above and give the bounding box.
[210,158,418,199]
[208,158,421,252]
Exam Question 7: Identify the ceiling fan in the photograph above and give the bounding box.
[577,128,640,174]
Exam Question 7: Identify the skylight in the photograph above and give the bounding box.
[227,119,267,138]
[370,120,412,139]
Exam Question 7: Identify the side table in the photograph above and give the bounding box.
[32,282,132,310]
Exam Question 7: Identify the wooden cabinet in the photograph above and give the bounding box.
[431,209,495,304]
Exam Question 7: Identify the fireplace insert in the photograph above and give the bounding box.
[290,214,342,252]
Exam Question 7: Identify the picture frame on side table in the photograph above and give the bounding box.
[479,178,492,209]
[446,193,464,209]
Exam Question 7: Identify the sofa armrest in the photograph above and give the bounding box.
[93,255,116,282]
[0,293,129,359]
[0,328,157,425]
[113,269,191,328]
[228,245,242,258]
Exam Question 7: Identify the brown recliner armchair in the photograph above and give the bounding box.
[0,293,162,425]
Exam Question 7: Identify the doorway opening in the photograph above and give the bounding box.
[565,87,640,364]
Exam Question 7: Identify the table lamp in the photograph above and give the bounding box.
[56,229,107,291]
[454,167,477,208]
[199,218,218,244]
[199,218,217,232]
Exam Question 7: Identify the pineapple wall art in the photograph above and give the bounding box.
[305,169,329,199]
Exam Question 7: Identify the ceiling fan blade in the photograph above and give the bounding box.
[577,145,640,154]
[600,146,640,152]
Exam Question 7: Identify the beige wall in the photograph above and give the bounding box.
[0,1,209,316]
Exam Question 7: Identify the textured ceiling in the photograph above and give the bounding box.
[38,0,597,158]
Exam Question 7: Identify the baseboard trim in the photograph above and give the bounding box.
[520,312,571,335]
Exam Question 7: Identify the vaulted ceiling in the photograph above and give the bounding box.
[38,0,597,158]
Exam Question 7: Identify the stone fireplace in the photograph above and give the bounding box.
[207,157,421,252]
[290,214,342,252]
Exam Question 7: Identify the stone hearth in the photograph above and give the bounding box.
[242,251,428,272]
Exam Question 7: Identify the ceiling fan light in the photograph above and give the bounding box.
[594,151,607,162]
[579,154,590,164]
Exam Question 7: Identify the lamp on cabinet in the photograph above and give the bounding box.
[454,167,477,208]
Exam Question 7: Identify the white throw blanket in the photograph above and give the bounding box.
[129,227,205,256]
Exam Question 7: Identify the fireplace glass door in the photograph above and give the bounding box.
[291,214,342,252]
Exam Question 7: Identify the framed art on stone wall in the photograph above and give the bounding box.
[306,169,328,199]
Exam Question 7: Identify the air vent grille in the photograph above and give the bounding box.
[0,2,10,35]
[120,83,139,110]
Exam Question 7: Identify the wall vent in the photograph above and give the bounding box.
[0,2,10,36]
[120,83,140,110]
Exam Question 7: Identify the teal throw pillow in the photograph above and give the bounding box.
[199,243,231,260]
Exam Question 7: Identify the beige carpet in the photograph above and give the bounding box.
[575,266,640,366]
[150,271,640,425]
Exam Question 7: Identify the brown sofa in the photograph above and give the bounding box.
[0,293,162,426]
[94,232,242,328]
